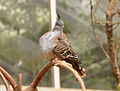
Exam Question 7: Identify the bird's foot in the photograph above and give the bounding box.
[51,58,58,64]
[66,62,72,67]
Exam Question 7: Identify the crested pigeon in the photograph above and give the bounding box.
[39,13,85,77]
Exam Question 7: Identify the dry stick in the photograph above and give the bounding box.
[95,0,106,13]
[90,0,110,59]
[93,13,105,27]
[106,0,120,85]
[112,22,120,26]
[30,61,86,91]
[113,23,120,30]
[54,61,86,91]
[15,74,22,91]
[0,71,11,91]
[0,66,17,90]
[30,62,53,88]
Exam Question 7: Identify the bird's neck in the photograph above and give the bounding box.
[52,25,63,32]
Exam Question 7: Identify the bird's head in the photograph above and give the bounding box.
[55,12,64,28]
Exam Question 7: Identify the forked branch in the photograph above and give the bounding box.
[90,0,120,86]
[29,61,86,91]
[0,71,11,91]
[90,0,110,59]
[54,61,86,91]
[30,62,53,88]
[0,66,17,90]
[0,60,86,91]
[95,0,106,13]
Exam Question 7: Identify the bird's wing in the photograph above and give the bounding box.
[52,36,77,60]
[52,35,85,77]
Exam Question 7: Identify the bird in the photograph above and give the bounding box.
[39,12,85,77]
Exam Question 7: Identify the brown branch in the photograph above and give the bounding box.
[15,74,22,91]
[90,0,110,59]
[54,61,86,91]
[29,60,86,91]
[93,13,105,27]
[30,62,53,88]
[113,22,120,26]
[0,66,17,90]
[0,71,11,91]
[95,0,106,13]
[106,0,120,84]
[90,2,105,27]
[113,23,120,30]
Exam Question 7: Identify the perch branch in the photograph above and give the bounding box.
[90,0,110,59]
[15,74,22,91]
[30,60,86,91]
[95,0,106,13]
[54,61,86,91]
[0,71,11,91]
[0,66,17,90]
[30,62,53,88]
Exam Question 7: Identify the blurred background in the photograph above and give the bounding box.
[0,0,120,90]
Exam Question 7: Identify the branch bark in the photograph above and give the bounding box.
[15,74,22,91]
[90,0,110,59]
[30,62,53,88]
[0,60,86,91]
[0,66,17,90]
[0,71,11,91]
[54,61,86,91]
[90,0,120,86]
[106,0,120,84]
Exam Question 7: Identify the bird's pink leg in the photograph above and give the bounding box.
[50,58,58,64]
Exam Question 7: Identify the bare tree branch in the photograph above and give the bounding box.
[106,0,120,84]
[113,22,120,26]
[93,12,105,27]
[113,23,120,30]
[0,66,17,90]
[30,62,53,88]
[15,74,22,91]
[90,0,110,59]
[54,61,86,91]
[29,60,86,91]
[95,0,106,13]
[0,71,11,91]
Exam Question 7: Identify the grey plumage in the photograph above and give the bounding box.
[39,13,85,77]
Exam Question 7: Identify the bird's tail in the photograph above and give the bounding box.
[64,57,86,77]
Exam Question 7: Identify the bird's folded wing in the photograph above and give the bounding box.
[52,37,77,60]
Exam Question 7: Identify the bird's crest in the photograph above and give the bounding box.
[55,12,64,28]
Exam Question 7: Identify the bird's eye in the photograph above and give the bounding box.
[56,24,61,26]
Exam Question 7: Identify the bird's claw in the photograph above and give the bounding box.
[51,58,58,64]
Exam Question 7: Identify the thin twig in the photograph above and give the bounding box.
[90,0,110,59]
[0,66,17,90]
[93,10,105,27]
[113,23,120,30]
[112,22,120,26]
[0,71,11,91]
[31,62,53,88]
[113,9,120,16]
[95,0,106,13]
[55,61,86,91]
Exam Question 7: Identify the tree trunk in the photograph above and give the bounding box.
[106,0,120,84]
